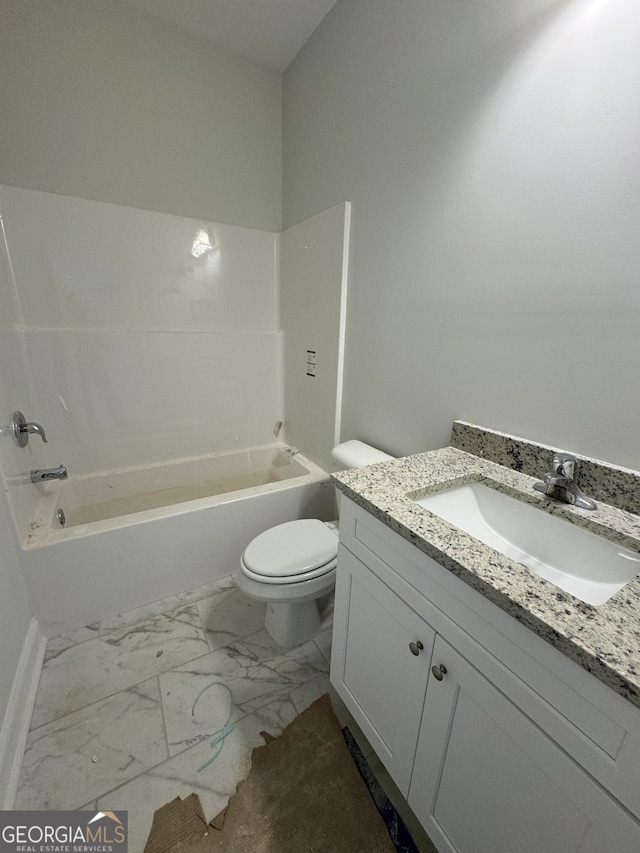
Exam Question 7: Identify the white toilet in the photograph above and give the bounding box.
[235,440,394,647]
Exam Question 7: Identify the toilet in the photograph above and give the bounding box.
[235,440,394,647]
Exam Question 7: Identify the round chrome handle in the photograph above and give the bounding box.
[409,641,424,656]
[11,411,28,447]
[431,664,448,681]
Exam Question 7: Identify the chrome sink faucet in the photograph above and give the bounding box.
[534,453,597,510]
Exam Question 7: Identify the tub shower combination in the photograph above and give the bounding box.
[20,444,334,637]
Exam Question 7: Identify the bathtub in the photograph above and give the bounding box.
[20,445,334,636]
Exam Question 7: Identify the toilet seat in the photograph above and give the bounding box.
[241,519,338,584]
[241,556,337,584]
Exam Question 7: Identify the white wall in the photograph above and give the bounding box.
[0,186,283,483]
[280,203,350,470]
[0,0,282,232]
[283,0,640,470]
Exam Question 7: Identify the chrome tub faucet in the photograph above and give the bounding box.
[30,465,68,483]
[534,452,597,511]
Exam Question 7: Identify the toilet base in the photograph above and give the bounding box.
[265,599,322,647]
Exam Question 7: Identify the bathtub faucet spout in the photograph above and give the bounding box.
[31,464,68,483]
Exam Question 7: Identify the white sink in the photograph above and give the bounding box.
[414,482,640,606]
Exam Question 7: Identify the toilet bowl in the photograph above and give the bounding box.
[236,518,339,647]
[235,440,394,647]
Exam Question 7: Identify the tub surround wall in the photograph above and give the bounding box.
[2,186,279,334]
[0,200,42,809]
[22,328,282,476]
[0,0,282,232]
[283,0,640,470]
[0,190,354,642]
[0,186,283,494]
[280,203,351,471]
[0,211,48,542]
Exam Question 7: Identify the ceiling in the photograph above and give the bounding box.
[121,0,339,72]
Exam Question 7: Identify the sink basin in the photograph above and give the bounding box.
[414,482,640,605]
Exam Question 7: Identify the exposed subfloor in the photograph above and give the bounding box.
[17,577,436,853]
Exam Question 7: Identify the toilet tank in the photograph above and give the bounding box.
[331,440,394,470]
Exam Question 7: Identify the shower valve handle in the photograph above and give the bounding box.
[11,411,48,447]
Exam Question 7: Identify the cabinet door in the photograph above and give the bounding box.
[409,636,640,853]
[331,545,435,794]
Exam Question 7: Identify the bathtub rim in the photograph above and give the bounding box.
[24,444,330,549]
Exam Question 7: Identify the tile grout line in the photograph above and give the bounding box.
[43,579,237,663]
[29,622,304,734]
[77,682,271,806]
[22,585,335,812]
[43,582,235,649]
[21,685,318,815]
[42,609,203,665]
[92,693,290,807]
[157,674,171,762]
[95,583,236,637]
[92,700,256,807]
[29,626,222,733]
[43,629,101,662]
[22,643,330,810]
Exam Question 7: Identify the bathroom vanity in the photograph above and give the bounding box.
[330,432,640,853]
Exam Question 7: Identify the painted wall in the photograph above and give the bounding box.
[0,186,283,485]
[0,0,282,232]
[280,203,350,471]
[283,0,640,470]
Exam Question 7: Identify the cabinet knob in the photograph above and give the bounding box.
[431,664,448,681]
[409,641,424,656]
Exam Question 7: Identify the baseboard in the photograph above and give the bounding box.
[0,618,46,808]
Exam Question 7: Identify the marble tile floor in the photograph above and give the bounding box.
[17,577,436,853]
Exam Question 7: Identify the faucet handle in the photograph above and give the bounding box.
[552,453,576,480]
[11,411,47,446]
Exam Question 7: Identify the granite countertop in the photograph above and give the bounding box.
[332,446,640,709]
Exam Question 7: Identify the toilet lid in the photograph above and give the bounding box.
[242,519,338,579]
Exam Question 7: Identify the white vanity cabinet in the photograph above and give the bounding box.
[332,543,435,792]
[330,498,640,853]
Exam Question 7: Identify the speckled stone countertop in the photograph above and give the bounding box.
[332,447,640,709]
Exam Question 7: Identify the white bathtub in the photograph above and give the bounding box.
[21,446,334,636]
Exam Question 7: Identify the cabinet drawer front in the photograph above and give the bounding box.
[331,545,434,795]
